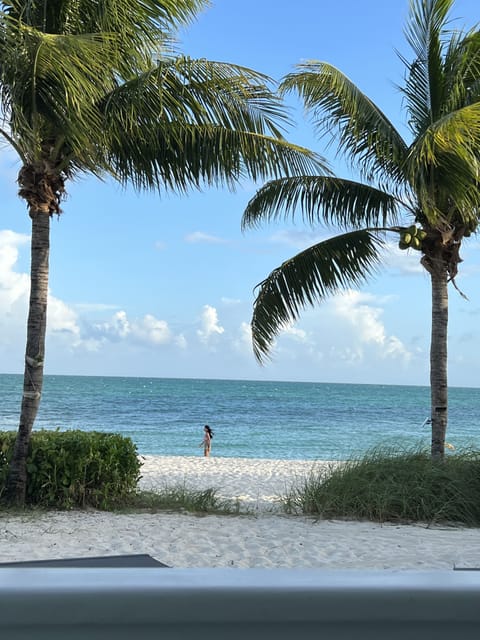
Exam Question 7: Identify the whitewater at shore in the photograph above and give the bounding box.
[0,455,479,569]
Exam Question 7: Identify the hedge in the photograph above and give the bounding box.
[0,430,141,509]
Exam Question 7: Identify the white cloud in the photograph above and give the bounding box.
[93,310,175,346]
[197,305,225,343]
[332,289,411,361]
[0,230,186,359]
[233,321,253,354]
[0,229,99,357]
[0,230,30,307]
[175,333,188,349]
[134,314,171,345]
[185,231,226,244]
[282,324,308,342]
[96,310,130,339]
[48,297,82,340]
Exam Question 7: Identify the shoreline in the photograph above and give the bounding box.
[1,454,480,569]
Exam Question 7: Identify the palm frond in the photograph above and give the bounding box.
[251,230,385,362]
[242,176,401,231]
[280,61,408,187]
[402,0,452,130]
[104,57,295,139]
[103,123,323,193]
[0,24,124,162]
[99,59,327,190]
[1,0,206,40]
[406,102,480,214]
[442,30,480,112]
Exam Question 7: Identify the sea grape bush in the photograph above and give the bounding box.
[0,430,141,508]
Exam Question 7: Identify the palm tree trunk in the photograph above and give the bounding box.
[429,265,448,460]
[3,209,50,505]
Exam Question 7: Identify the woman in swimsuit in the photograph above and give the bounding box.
[200,425,214,457]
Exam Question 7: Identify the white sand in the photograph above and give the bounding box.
[1,455,480,569]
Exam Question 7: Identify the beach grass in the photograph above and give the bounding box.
[110,484,244,515]
[282,447,480,526]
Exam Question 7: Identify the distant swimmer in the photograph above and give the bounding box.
[200,425,214,457]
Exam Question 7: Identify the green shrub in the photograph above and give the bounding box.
[283,447,480,526]
[0,430,141,509]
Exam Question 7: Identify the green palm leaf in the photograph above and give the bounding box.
[103,57,293,140]
[0,27,117,161]
[280,61,408,187]
[103,123,322,192]
[242,176,401,231]
[405,102,480,214]
[99,59,325,190]
[251,231,385,362]
[401,0,451,128]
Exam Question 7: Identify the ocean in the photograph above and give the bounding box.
[0,374,479,460]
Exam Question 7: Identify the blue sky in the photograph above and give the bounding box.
[1,0,480,386]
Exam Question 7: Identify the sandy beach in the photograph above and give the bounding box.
[0,455,480,569]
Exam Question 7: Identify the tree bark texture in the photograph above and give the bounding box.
[429,264,449,460]
[4,210,50,505]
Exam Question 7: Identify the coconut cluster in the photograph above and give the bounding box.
[398,225,427,250]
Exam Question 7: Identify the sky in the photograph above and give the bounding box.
[1,0,480,387]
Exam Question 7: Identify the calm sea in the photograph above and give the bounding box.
[0,374,479,460]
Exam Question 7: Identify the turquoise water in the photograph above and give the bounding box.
[0,374,479,459]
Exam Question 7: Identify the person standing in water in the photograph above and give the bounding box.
[200,425,214,457]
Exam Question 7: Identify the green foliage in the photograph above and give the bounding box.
[0,430,141,509]
[118,485,243,515]
[283,447,480,526]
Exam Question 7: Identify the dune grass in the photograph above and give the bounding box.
[111,484,244,515]
[282,447,480,526]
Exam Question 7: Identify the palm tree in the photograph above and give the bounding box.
[242,0,480,460]
[0,0,322,505]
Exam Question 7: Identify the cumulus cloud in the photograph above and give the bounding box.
[282,324,308,342]
[185,231,226,244]
[135,314,171,345]
[331,289,411,360]
[0,229,98,358]
[197,305,225,343]
[48,297,82,340]
[0,230,185,360]
[0,230,30,306]
[93,310,174,346]
[233,321,253,354]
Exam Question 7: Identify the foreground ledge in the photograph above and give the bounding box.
[0,568,479,639]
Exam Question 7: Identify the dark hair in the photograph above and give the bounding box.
[204,425,214,438]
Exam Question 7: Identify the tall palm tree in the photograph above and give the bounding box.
[0,0,322,505]
[242,0,480,460]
